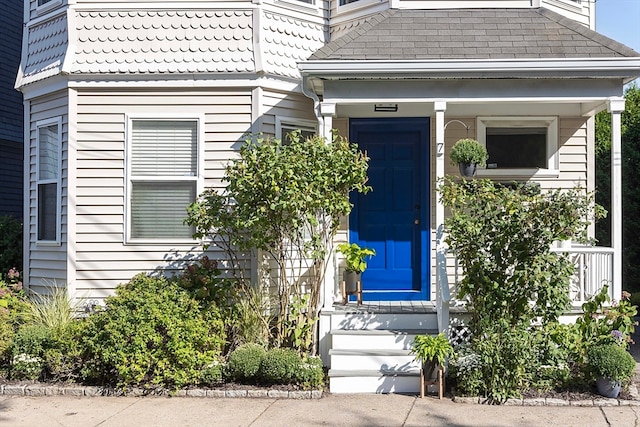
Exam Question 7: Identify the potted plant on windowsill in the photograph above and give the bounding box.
[587,343,636,398]
[449,138,488,177]
[336,242,376,293]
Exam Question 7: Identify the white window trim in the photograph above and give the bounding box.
[274,0,319,13]
[35,117,62,245]
[476,116,559,179]
[125,114,204,245]
[276,117,318,141]
[336,0,379,14]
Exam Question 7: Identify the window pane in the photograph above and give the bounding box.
[38,125,58,180]
[130,181,195,239]
[38,183,57,241]
[486,127,547,169]
[282,126,316,145]
[340,0,359,4]
[131,120,197,177]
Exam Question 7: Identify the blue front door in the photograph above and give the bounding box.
[349,118,430,301]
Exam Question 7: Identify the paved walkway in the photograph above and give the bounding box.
[1,393,639,427]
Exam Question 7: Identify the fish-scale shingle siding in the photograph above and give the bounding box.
[261,11,326,78]
[21,14,68,86]
[73,10,255,74]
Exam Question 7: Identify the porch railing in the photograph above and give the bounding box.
[550,246,614,305]
[451,246,614,307]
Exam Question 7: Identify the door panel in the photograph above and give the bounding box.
[349,118,430,301]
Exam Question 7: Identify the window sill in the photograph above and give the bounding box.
[477,169,560,179]
[36,240,62,247]
[36,0,62,16]
[125,239,199,246]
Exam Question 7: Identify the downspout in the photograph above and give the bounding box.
[301,75,323,138]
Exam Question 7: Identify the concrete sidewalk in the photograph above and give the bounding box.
[1,393,639,427]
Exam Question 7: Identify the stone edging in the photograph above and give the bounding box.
[453,396,640,406]
[0,384,323,399]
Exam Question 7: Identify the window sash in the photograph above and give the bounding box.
[131,120,197,177]
[485,127,547,169]
[128,119,199,241]
[36,121,60,242]
[130,181,196,239]
[37,183,57,241]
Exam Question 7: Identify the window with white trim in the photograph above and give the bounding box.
[36,118,61,243]
[127,119,200,241]
[38,0,51,5]
[276,118,317,145]
[477,117,559,177]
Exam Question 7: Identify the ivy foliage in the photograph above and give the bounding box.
[186,132,370,353]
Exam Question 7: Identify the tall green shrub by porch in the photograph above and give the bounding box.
[441,178,602,401]
[186,132,370,354]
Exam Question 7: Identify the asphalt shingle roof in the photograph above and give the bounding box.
[310,8,640,61]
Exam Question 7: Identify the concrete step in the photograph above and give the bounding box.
[328,369,421,394]
[331,328,438,351]
[329,349,420,371]
[329,312,438,331]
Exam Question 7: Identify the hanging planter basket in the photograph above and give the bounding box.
[458,163,477,177]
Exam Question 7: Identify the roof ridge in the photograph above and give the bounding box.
[536,7,639,57]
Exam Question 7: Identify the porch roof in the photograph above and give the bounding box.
[310,8,639,61]
[301,8,640,94]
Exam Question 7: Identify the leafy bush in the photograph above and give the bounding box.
[225,343,266,383]
[295,355,324,389]
[200,359,224,386]
[0,272,30,362]
[186,133,371,352]
[81,273,226,390]
[0,216,22,275]
[587,343,636,384]
[9,324,52,380]
[441,178,603,400]
[259,347,300,385]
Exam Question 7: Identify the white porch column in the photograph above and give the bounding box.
[608,97,625,301]
[319,102,337,311]
[434,101,450,333]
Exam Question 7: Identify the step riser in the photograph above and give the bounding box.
[330,313,438,330]
[330,375,420,394]
[330,354,420,371]
[332,334,419,351]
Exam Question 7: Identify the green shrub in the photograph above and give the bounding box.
[225,343,266,382]
[42,319,87,382]
[259,347,300,385]
[0,273,31,361]
[200,360,224,386]
[81,273,226,390]
[10,324,52,380]
[295,355,324,389]
[587,343,636,384]
[0,216,22,275]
